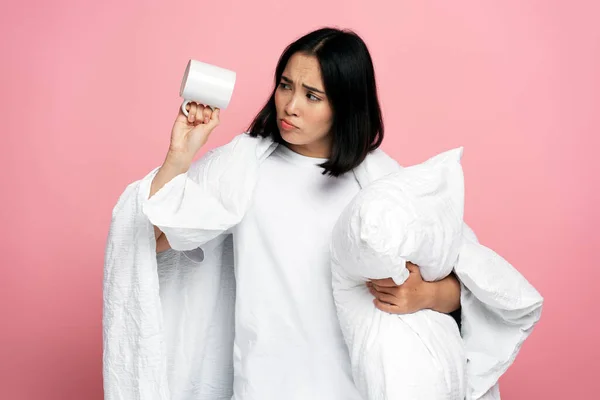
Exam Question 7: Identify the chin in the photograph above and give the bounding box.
[279,128,305,145]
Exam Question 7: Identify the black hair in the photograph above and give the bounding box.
[247,27,384,177]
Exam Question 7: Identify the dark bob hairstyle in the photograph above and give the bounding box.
[247,27,384,177]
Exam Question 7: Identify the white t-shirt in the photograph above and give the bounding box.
[231,144,363,400]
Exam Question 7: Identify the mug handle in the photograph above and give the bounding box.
[181,100,213,117]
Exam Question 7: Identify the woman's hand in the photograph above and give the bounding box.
[149,103,220,243]
[367,263,462,314]
[367,262,435,314]
[167,102,220,165]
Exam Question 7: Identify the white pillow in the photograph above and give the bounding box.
[330,147,467,400]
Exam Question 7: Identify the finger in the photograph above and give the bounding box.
[205,107,220,129]
[406,262,420,273]
[369,288,398,304]
[188,102,197,124]
[202,106,212,124]
[369,278,397,288]
[373,298,402,314]
[371,284,399,296]
[196,104,205,124]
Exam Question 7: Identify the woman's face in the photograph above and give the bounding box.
[274,52,334,158]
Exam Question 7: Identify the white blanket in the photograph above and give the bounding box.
[103,133,543,400]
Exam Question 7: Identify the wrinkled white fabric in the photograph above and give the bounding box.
[332,147,465,286]
[330,147,467,399]
[103,133,543,400]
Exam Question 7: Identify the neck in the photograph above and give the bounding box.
[285,137,332,159]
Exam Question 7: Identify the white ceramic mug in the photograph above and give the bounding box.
[179,59,236,116]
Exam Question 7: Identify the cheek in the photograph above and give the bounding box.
[274,91,283,112]
[309,106,333,131]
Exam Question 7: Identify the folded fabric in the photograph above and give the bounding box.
[104,134,275,400]
[331,147,467,399]
[103,133,543,400]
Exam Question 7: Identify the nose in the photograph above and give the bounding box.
[284,95,299,116]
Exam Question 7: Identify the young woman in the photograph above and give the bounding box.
[149,27,463,399]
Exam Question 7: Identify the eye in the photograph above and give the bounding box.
[307,93,321,102]
[278,82,291,90]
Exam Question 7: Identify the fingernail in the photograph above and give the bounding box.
[204,117,209,124]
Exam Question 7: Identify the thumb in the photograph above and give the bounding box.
[406,262,420,274]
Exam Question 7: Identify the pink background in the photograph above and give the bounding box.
[2,1,597,399]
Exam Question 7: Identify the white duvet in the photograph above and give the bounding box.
[103,133,543,400]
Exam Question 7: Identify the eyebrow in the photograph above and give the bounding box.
[281,75,325,95]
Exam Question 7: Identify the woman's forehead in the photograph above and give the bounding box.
[282,53,324,88]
